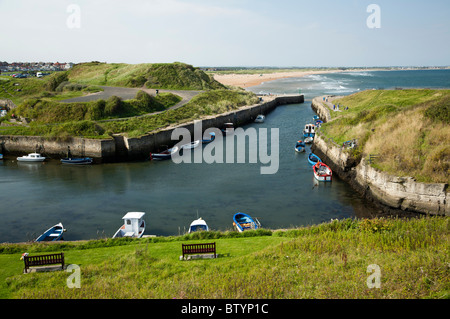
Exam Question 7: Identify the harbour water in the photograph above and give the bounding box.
[1,69,449,243]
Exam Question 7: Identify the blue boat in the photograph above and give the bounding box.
[202,132,216,144]
[61,157,93,165]
[149,146,179,161]
[35,222,65,242]
[295,140,305,153]
[308,153,322,166]
[0,154,3,160]
[233,213,261,232]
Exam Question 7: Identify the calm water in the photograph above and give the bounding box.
[1,69,449,243]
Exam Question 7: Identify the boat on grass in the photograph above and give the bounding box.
[295,140,305,153]
[308,153,322,166]
[35,222,66,242]
[254,114,265,123]
[188,217,209,233]
[17,153,45,162]
[313,162,333,182]
[233,212,261,232]
[149,146,179,161]
[202,132,216,144]
[112,212,146,238]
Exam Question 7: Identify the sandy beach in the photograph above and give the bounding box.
[213,70,343,88]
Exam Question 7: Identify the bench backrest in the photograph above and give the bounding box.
[182,243,216,255]
[24,253,64,267]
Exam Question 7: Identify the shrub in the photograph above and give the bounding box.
[105,95,123,116]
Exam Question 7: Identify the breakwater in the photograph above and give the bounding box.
[0,94,304,162]
[310,104,448,217]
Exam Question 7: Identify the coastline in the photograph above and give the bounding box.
[213,68,381,88]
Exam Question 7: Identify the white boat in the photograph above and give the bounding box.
[17,153,46,162]
[304,136,314,144]
[35,222,66,242]
[313,162,333,182]
[254,114,265,123]
[181,140,200,150]
[188,217,209,233]
[112,212,146,238]
[0,154,3,160]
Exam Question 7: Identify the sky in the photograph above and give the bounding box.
[1,0,449,67]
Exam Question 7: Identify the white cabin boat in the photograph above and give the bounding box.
[188,218,209,233]
[17,153,46,162]
[112,212,146,238]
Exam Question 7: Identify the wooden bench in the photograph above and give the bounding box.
[182,243,216,260]
[23,252,65,273]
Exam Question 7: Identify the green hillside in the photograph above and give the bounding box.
[318,89,450,183]
[68,62,226,90]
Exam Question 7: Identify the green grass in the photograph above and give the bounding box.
[0,217,448,299]
[318,89,450,183]
[68,62,225,90]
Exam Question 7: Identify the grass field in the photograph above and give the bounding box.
[0,217,448,299]
[318,89,450,183]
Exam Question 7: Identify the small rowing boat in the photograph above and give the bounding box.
[35,222,66,242]
[233,212,261,232]
[149,146,179,161]
[308,153,322,166]
[202,132,216,144]
[295,140,305,153]
[313,162,332,182]
[181,140,200,149]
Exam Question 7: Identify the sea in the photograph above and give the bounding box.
[1,69,449,243]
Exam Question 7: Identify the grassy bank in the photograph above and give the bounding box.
[0,216,448,299]
[318,89,450,183]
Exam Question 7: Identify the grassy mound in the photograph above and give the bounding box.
[319,89,450,183]
[68,62,225,90]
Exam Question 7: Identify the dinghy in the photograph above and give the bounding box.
[60,146,93,165]
[112,212,146,238]
[308,153,322,166]
[254,114,265,123]
[295,140,305,153]
[149,146,179,161]
[202,132,216,144]
[233,212,261,232]
[181,140,200,150]
[35,222,66,242]
[221,123,234,136]
[313,162,333,182]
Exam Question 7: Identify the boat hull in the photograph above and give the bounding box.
[313,162,332,182]
[61,157,93,165]
[233,213,260,232]
[308,153,322,166]
[35,223,65,242]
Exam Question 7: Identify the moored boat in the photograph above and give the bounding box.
[149,146,179,161]
[303,124,316,138]
[35,222,66,242]
[60,146,93,165]
[181,140,200,150]
[221,123,234,135]
[295,140,305,153]
[308,153,322,166]
[304,136,314,144]
[202,132,216,144]
[313,162,333,182]
[188,217,209,233]
[254,114,265,123]
[0,154,3,160]
[17,153,46,162]
[233,212,261,232]
[112,212,146,238]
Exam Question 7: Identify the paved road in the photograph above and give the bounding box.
[61,86,203,110]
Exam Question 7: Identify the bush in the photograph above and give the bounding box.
[105,95,123,116]
[46,71,69,91]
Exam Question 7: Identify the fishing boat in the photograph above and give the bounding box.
[112,212,146,238]
[221,123,234,135]
[313,162,333,182]
[181,140,200,150]
[233,212,261,232]
[202,132,216,144]
[303,124,316,138]
[149,146,179,161]
[60,146,93,165]
[17,153,45,162]
[308,153,322,166]
[35,222,66,242]
[188,217,209,233]
[295,140,305,153]
[254,114,265,123]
